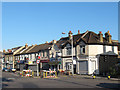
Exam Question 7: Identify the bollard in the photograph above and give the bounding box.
[93,75,95,79]
[22,71,23,77]
[43,72,45,78]
[108,76,110,80]
[55,72,57,77]
[46,72,47,77]
[32,71,34,77]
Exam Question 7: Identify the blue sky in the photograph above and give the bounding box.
[2,2,118,50]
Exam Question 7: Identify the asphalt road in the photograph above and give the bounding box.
[2,72,120,88]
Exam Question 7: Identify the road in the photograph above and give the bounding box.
[2,72,120,88]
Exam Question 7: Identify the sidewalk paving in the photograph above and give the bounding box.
[67,74,120,81]
[11,71,120,81]
[58,74,120,81]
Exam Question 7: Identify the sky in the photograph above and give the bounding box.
[2,2,118,50]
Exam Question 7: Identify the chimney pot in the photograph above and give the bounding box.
[98,31,103,43]
[78,30,80,34]
[105,31,112,43]
[53,40,56,44]
[25,43,28,48]
[68,31,73,40]
[99,31,102,34]
[3,49,6,53]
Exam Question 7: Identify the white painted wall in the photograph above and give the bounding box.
[88,45,103,56]
[106,46,112,52]
[114,46,118,54]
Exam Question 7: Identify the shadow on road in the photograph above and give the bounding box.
[45,78,98,88]
[96,83,120,88]
[22,82,39,88]
[2,77,14,88]
[2,78,14,82]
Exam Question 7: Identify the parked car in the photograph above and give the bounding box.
[8,68,13,72]
[2,68,8,72]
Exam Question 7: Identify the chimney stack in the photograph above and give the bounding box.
[52,40,56,44]
[68,31,73,40]
[98,31,103,43]
[105,31,112,43]
[25,43,28,48]
[78,30,80,34]
[3,49,6,53]
[8,49,12,53]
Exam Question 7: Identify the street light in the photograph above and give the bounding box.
[62,31,74,75]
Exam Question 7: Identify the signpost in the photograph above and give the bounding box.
[36,56,40,77]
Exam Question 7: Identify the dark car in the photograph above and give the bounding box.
[2,68,8,72]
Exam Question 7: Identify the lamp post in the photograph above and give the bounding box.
[68,31,74,75]
[62,31,74,75]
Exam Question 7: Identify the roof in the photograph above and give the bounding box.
[5,46,22,55]
[15,47,26,55]
[56,31,118,48]
[25,42,53,54]
[56,33,84,48]
[20,46,33,55]
[0,51,3,58]
[118,43,120,51]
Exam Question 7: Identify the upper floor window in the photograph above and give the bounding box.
[80,45,85,54]
[43,51,44,57]
[112,46,114,53]
[119,52,120,56]
[66,47,71,55]
[103,45,106,53]
[66,44,71,55]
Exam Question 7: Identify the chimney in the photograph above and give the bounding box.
[8,49,12,53]
[53,40,56,44]
[105,31,112,43]
[3,49,6,53]
[68,31,73,40]
[78,30,80,34]
[98,31,103,43]
[25,43,28,48]
[46,41,48,43]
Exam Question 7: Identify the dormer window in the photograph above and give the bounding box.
[66,47,71,55]
[80,45,85,54]
[66,44,71,55]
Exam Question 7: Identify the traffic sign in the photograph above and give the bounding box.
[36,60,40,64]
[38,56,41,59]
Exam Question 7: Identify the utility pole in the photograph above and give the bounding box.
[68,31,74,75]
[62,31,74,75]
[71,33,74,75]
[13,55,14,69]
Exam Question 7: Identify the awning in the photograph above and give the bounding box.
[48,61,61,65]
[40,60,49,63]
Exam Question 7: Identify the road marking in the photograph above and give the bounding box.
[7,78,15,80]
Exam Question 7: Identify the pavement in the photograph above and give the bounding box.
[66,74,120,81]
[2,71,120,88]
[15,71,120,81]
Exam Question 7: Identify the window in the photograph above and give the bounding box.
[66,47,71,55]
[52,52,54,58]
[47,51,49,58]
[80,45,85,54]
[112,46,114,53]
[30,54,32,60]
[66,63,72,70]
[119,52,120,56]
[59,65,61,69]
[103,45,106,53]
[43,51,44,57]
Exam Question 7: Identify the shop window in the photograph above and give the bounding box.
[80,45,85,54]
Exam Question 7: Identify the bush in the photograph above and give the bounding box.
[109,64,120,77]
